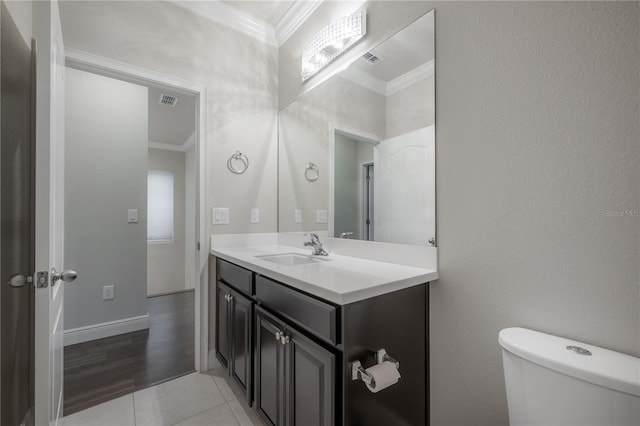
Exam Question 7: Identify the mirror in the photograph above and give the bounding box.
[278,10,435,246]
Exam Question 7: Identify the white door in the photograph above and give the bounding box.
[33,1,71,425]
[374,126,435,246]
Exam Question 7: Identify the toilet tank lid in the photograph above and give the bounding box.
[499,327,640,397]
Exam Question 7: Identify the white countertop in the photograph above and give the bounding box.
[211,244,438,305]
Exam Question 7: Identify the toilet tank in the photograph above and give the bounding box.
[499,327,640,426]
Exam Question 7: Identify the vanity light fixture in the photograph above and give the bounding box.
[301,7,367,82]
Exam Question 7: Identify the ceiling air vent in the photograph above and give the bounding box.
[361,52,382,65]
[159,94,179,107]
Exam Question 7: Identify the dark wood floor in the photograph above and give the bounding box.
[63,290,195,415]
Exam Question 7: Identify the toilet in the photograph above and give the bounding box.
[499,327,640,426]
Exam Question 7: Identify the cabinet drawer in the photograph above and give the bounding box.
[217,258,253,295]
[255,275,337,345]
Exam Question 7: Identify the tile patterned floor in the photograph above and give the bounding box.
[63,370,265,426]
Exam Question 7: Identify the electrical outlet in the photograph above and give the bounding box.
[251,208,260,224]
[316,209,328,224]
[103,285,114,300]
[212,208,229,225]
[294,209,302,223]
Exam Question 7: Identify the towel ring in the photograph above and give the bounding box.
[305,162,319,182]
[227,151,249,174]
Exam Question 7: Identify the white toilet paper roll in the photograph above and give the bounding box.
[365,361,401,393]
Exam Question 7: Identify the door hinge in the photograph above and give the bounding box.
[35,271,49,288]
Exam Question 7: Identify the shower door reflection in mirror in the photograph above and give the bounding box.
[278,9,435,246]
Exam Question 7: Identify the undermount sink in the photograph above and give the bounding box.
[256,253,325,266]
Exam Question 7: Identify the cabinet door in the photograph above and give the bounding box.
[285,329,335,426]
[215,281,231,368]
[255,307,286,426]
[230,289,252,403]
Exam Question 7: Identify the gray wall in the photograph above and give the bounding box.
[64,67,149,330]
[59,0,278,236]
[281,2,640,425]
[278,76,385,233]
[431,2,639,424]
[147,148,186,296]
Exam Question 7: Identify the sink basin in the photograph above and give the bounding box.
[255,253,324,266]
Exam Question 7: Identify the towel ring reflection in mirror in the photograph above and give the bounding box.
[305,162,319,182]
[227,151,249,174]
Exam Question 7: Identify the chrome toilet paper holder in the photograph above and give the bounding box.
[351,348,400,385]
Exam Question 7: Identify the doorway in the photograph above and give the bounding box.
[331,127,379,240]
[60,54,206,415]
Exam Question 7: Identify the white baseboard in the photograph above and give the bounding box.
[64,314,150,346]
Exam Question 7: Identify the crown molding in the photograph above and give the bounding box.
[275,0,323,46]
[170,1,277,47]
[385,60,434,95]
[340,59,435,96]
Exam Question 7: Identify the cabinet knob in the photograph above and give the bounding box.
[280,334,290,345]
[275,331,281,341]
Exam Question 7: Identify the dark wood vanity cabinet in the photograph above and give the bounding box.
[215,264,253,403]
[213,257,428,426]
[254,306,335,426]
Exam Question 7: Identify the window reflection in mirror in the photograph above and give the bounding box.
[278,10,435,246]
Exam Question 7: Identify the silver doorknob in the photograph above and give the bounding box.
[51,268,78,286]
[5,274,30,288]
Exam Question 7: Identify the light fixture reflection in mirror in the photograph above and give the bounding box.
[301,8,367,82]
[281,9,435,246]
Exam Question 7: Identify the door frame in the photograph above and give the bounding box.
[361,161,374,240]
[64,48,210,371]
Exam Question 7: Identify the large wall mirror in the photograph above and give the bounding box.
[278,9,435,246]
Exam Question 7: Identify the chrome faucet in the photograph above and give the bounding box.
[304,233,329,256]
[339,232,354,239]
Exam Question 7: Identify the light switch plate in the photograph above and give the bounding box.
[316,209,328,224]
[251,208,260,224]
[103,285,114,300]
[127,209,138,223]
[294,209,302,223]
[212,208,229,225]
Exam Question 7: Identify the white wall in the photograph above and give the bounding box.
[59,0,279,237]
[147,148,186,296]
[64,67,149,331]
[281,2,640,425]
